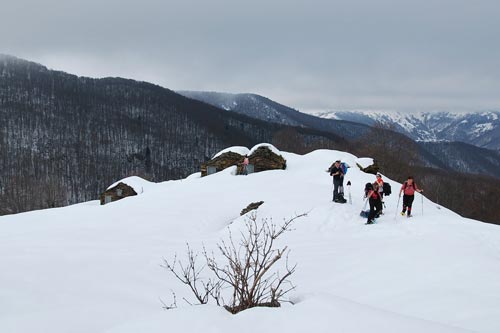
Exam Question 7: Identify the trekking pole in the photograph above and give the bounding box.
[421,192,424,216]
[331,178,334,201]
[347,180,352,205]
[394,195,401,220]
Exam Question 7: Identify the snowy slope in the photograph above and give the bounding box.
[1,148,500,332]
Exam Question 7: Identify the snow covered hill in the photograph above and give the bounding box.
[1,145,500,333]
[309,110,500,150]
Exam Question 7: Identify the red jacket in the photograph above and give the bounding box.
[401,181,420,196]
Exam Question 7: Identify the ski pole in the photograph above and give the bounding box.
[347,180,352,205]
[332,179,336,201]
[394,195,401,219]
[421,192,424,216]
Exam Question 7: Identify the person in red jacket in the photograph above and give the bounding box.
[399,176,423,218]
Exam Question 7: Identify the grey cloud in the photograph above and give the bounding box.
[1,0,499,112]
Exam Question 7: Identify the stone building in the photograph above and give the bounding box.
[201,144,286,177]
[99,182,137,205]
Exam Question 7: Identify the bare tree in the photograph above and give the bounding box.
[163,213,306,314]
[162,244,222,306]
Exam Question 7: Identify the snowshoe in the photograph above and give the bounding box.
[360,210,370,218]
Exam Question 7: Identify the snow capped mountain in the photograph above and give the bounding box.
[177,91,304,126]
[1,146,500,333]
[309,110,500,150]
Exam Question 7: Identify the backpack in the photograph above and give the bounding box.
[340,162,348,175]
[364,182,373,197]
[382,182,392,196]
[403,182,415,191]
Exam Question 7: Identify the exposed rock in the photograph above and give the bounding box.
[358,160,380,175]
[99,182,137,205]
[240,201,264,216]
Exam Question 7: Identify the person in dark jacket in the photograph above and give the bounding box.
[329,160,346,203]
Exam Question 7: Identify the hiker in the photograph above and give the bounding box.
[399,176,423,217]
[375,173,384,213]
[329,160,346,203]
[242,157,249,175]
[365,182,383,224]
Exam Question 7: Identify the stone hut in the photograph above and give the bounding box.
[247,146,286,173]
[201,144,287,177]
[100,182,137,205]
[201,151,245,177]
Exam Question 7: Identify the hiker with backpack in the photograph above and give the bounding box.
[365,182,383,224]
[329,160,347,203]
[399,176,423,218]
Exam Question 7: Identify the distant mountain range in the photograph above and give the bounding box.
[179,91,500,178]
[307,110,500,151]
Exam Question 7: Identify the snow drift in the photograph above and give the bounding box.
[1,148,500,333]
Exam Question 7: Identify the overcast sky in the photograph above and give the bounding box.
[1,0,499,112]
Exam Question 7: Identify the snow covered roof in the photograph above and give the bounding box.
[212,146,250,159]
[211,144,282,161]
[249,143,281,156]
[106,176,153,194]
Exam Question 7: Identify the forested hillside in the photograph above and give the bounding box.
[0,55,346,214]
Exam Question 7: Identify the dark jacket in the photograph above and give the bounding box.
[330,165,343,180]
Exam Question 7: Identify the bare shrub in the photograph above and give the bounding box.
[163,213,306,314]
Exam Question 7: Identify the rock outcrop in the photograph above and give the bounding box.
[240,201,264,216]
